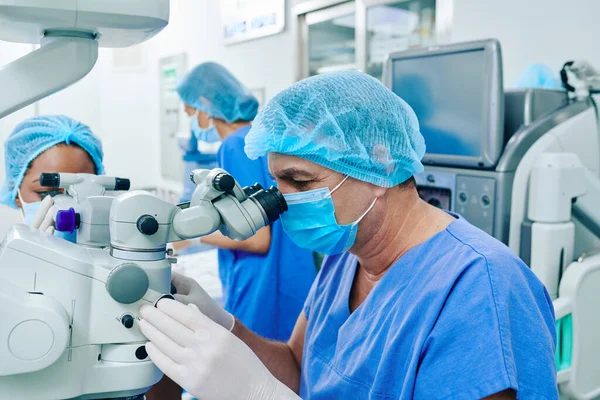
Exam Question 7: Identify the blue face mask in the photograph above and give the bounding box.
[281,176,377,255]
[191,111,217,142]
[20,195,77,243]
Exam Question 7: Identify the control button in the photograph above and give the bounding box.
[481,194,491,208]
[458,192,468,204]
[106,263,149,304]
[135,346,148,360]
[137,215,159,235]
[426,174,435,183]
[121,314,135,329]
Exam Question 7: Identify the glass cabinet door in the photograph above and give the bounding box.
[366,0,436,80]
[307,3,357,76]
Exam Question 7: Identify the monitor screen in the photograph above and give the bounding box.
[392,49,488,158]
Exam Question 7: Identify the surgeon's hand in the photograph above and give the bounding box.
[139,300,300,400]
[171,271,234,331]
[30,196,55,234]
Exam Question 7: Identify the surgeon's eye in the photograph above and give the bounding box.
[293,180,311,189]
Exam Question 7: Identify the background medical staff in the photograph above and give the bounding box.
[174,62,316,340]
[0,115,104,239]
[147,61,317,400]
[178,111,221,203]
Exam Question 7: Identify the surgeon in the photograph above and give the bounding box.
[0,115,104,238]
[140,70,558,400]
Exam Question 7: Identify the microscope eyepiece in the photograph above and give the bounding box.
[243,183,264,197]
[250,186,288,224]
[114,178,131,191]
[40,173,60,188]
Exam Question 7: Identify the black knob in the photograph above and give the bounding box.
[114,178,131,191]
[135,346,148,360]
[213,173,235,192]
[40,173,60,188]
[121,314,134,329]
[481,195,491,207]
[137,215,159,235]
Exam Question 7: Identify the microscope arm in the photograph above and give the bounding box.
[0,279,70,376]
[0,35,98,118]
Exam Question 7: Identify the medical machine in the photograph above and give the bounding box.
[385,39,600,399]
[0,168,287,399]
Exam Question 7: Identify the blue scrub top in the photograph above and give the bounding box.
[301,215,558,399]
[217,125,316,341]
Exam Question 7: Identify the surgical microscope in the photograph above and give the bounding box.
[0,1,285,398]
[0,168,287,399]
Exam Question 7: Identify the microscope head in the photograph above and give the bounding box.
[41,172,131,247]
[109,168,287,261]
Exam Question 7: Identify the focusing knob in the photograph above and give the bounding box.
[137,215,159,235]
[213,173,235,192]
[106,263,149,304]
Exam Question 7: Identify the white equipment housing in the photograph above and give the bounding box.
[0,168,286,399]
[385,40,600,399]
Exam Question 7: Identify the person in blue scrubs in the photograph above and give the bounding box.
[174,62,316,339]
[147,62,317,400]
[141,71,558,400]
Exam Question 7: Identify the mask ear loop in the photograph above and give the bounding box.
[17,189,27,221]
[351,197,377,227]
[324,175,350,199]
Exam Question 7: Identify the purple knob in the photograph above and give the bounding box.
[55,208,78,233]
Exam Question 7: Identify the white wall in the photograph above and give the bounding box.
[452,0,600,86]
[0,0,598,235]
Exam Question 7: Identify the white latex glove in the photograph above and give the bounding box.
[139,300,300,400]
[171,271,233,330]
[30,196,55,234]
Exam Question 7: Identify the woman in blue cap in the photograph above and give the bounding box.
[140,70,558,400]
[174,62,316,341]
[146,62,317,399]
[0,115,104,240]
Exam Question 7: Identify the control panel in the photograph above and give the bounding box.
[415,171,497,236]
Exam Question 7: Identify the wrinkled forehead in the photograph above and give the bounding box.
[268,153,332,179]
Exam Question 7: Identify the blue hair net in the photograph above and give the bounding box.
[515,64,563,90]
[0,115,105,208]
[176,62,259,123]
[244,70,426,187]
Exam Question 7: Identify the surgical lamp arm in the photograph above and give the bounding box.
[0,33,98,118]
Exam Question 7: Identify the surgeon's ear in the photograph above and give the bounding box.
[371,184,387,199]
[15,194,22,209]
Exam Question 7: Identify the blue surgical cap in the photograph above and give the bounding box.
[0,115,105,208]
[176,62,259,123]
[515,64,563,90]
[244,70,426,187]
